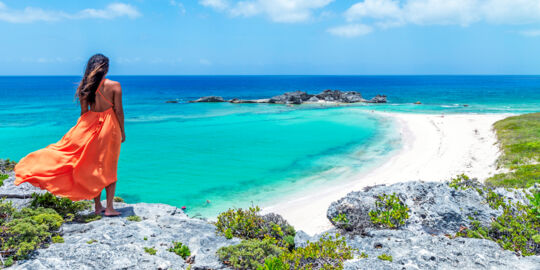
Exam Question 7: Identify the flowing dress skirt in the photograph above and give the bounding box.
[15,108,121,201]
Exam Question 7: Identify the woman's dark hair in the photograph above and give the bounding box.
[76,54,109,104]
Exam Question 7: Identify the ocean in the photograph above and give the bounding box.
[1,76,539,217]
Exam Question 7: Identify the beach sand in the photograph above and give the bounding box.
[263,113,510,235]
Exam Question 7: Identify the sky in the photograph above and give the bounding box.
[1,0,540,75]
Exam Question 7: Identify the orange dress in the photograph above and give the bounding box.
[15,79,121,201]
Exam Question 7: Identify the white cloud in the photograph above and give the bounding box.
[344,0,540,28]
[199,0,229,11]
[0,2,140,23]
[170,0,187,14]
[327,24,372,37]
[200,0,334,23]
[519,29,540,37]
[77,3,141,19]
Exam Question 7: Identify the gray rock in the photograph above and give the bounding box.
[306,96,320,102]
[165,100,179,103]
[13,203,238,270]
[269,91,312,105]
[190,96,225,103]
[366,95,387,103]
[344,230,540,270]
[327,181,501,235]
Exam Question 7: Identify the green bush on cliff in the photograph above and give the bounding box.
[169,241,191,259]
[0,173,8,187]
[0,159,17,172]
[451,177,540,256]
[215,207,295,249]
[217,237,284,269]
[369,193,410,229]
[486,112,540,188]
[0,200,64,260]
[30,192,91,218]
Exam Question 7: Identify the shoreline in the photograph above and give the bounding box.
[263,112,512,235]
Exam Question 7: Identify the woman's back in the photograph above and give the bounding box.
[91,79,115,112]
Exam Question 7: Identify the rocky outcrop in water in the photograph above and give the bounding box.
[190,96,225,103]
[366,95,387,103]
[190,90,387,105]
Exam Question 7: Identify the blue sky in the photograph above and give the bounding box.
[1,0,540,75]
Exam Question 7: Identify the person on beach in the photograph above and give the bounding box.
[14,54,126,216]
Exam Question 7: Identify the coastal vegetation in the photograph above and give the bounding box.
[487,112,540,188]
[216,207,354,270]
[168,241,191,259]
[368,193,410,229]
[144,247,157,255]
[450,175,540,256]
[127,215,142,222]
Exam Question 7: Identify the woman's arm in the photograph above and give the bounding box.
[112,82,126,142]
[80,98,89,115]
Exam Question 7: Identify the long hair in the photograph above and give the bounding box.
[76,54,109,104]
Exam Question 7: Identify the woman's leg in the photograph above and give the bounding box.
[104,182,121,216]
[94,192,104,214]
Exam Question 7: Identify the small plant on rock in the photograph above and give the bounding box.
[369,193,409,229]
[113,196,125,203]
[215,207,295,249]
[51,235,64,243]
[169,241,191,259]
[127,215,142,222]
[377,253,393,262]
[30,192,91,218]
[0,173,8,187]
[144,247,157,255]
[332,213,349,228]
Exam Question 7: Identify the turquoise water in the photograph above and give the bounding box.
[1,76,539,216]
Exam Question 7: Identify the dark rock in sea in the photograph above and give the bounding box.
[190,96,225,103]
[366,95,387,103]
[165,100,179,103]
[269,91,313,105]
[316,90,365,103]
[414,101,422,104]
[463,104,469,107]
[307,96,320,102]
[327,181,501,235]
[192,90,386,104]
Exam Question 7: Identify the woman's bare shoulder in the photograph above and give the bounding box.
[104,79,122,92]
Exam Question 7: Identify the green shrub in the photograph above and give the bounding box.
[217,238,284,270]
[0,173,8,187]
[1,256,14,267]
[127,215,142,222]
[144,247,157,255]
[215,207,295,249]
[455,189,540,256]
[79,213,102,223]
[332,213,349,228]
[51,235,64,243]
[169,241,191,259]
[377,254,393,262]
[1,205,64,259]
[276,234,354,270]
[86,239,97,244]
[30,192,91,218]
[360,252,368,258]
[0,159,17,172]
[113,196,125,203]
[486,113,540,188]
[369,193,410,229]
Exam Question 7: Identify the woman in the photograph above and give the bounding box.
[15,54,126,216]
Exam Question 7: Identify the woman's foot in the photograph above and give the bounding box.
[104,208,121,217]
[94,205,105,215]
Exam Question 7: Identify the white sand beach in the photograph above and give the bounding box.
[264,113,511,235]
